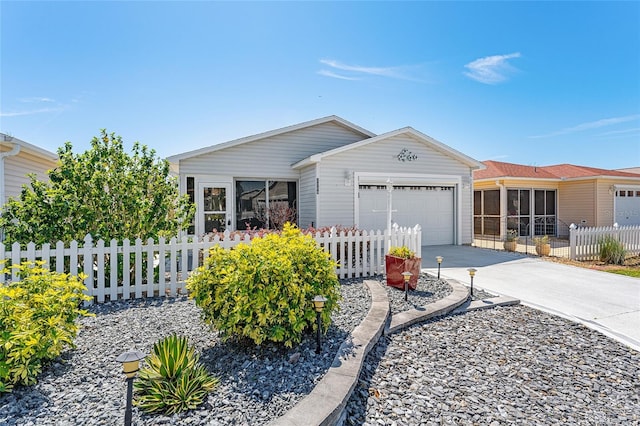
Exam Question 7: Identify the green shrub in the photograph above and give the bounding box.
[599,235,626,265]
[388,246,416,259]
[0,261,92,392]
[187,223,341,348]
[533,235,549,245]
[134,334,218,414]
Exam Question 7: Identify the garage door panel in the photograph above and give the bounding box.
[359,188,388,232]
[359,185,454,245]
[616,190,640,226]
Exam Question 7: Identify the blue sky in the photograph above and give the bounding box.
[1,1,639,170]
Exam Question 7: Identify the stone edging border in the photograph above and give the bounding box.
[270,278,520,426]
[268,280,390,426]
[386,278,470,334]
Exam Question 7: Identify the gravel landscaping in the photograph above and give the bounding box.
[0,278,371,426]
[2,272,639,426]
[371,273,453,314]
[343,305,640,425]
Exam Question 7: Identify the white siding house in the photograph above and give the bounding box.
[1,134,58,206]
[168,116,484,245]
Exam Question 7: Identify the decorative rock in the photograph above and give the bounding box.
[0,278,371,425]
[288,352,301,364]
[343,305,640,425]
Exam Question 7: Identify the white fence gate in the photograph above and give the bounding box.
[1,226,421,303]
[569,224,640,260]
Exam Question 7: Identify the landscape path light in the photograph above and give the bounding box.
[402,271,413,301]
[467,268,477,298]
[436,256,443,279]
[313,295,327,354]
[116,349,145,426]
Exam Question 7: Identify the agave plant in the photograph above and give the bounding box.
[134,334,218,414]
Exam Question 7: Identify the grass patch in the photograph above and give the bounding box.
[607,268,640,278]
[543,255,640,278]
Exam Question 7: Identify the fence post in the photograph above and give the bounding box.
[158,236,166,297]
[569,223,577,260]
[146,238,155,298]
[82,234,94,304]
[109,239,118,301]
[11,242,20,282]
[169,237,177,296]
[122,238,131,300]
[41,243,51,269]
[134,238,143,299]
[69,239,79,277]
[55,240,65,273]
[95,239,106,303]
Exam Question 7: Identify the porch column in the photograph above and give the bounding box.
[496,180,506,239]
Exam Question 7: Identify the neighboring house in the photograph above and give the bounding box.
[473,160,640,239]
[168,116,484,245]
[618,167,640,175]
[0,133,58,206]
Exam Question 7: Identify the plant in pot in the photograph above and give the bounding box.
[503,229,519,252]
[533,235,551,256]
[385,246,421,290]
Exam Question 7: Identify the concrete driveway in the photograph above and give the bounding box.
[421,245,640,352]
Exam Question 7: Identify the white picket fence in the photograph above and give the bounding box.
[569,224,640,260]
[0,225,421,304]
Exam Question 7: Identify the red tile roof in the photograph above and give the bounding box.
[474,160,640,180]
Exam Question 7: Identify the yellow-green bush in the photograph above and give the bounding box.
[187,223,340,347]
[388,246,416,259]
[0,262,92,392]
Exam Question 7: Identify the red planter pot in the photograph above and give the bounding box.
[385,255,421,290]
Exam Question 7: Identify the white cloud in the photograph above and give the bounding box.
[464,52,521,84]
[19,97,55,103]
[530,114,640,139]
[1,96,78,118]
[318,58,418,81]
[317,69,360,81]
[0,107,64,117]
[598,127,640,136]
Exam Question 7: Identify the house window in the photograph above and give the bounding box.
[507,189,530,236]
[534,189,556,236]
[473,190,500,236]
[236,180,297,230]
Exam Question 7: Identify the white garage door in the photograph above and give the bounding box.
[615,189,640,226]
[359,185,455,245]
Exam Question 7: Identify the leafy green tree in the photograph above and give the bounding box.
[0,130,194,245]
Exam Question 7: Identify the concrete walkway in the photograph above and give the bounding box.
[421,245,640,352]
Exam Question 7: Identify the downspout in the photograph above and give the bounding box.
[0,142,21,207]
[495,180,506,239]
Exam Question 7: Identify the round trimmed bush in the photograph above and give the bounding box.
[187,223,340,347]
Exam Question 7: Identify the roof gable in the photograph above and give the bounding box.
[167,115,375,162]
[292,127,484,170]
